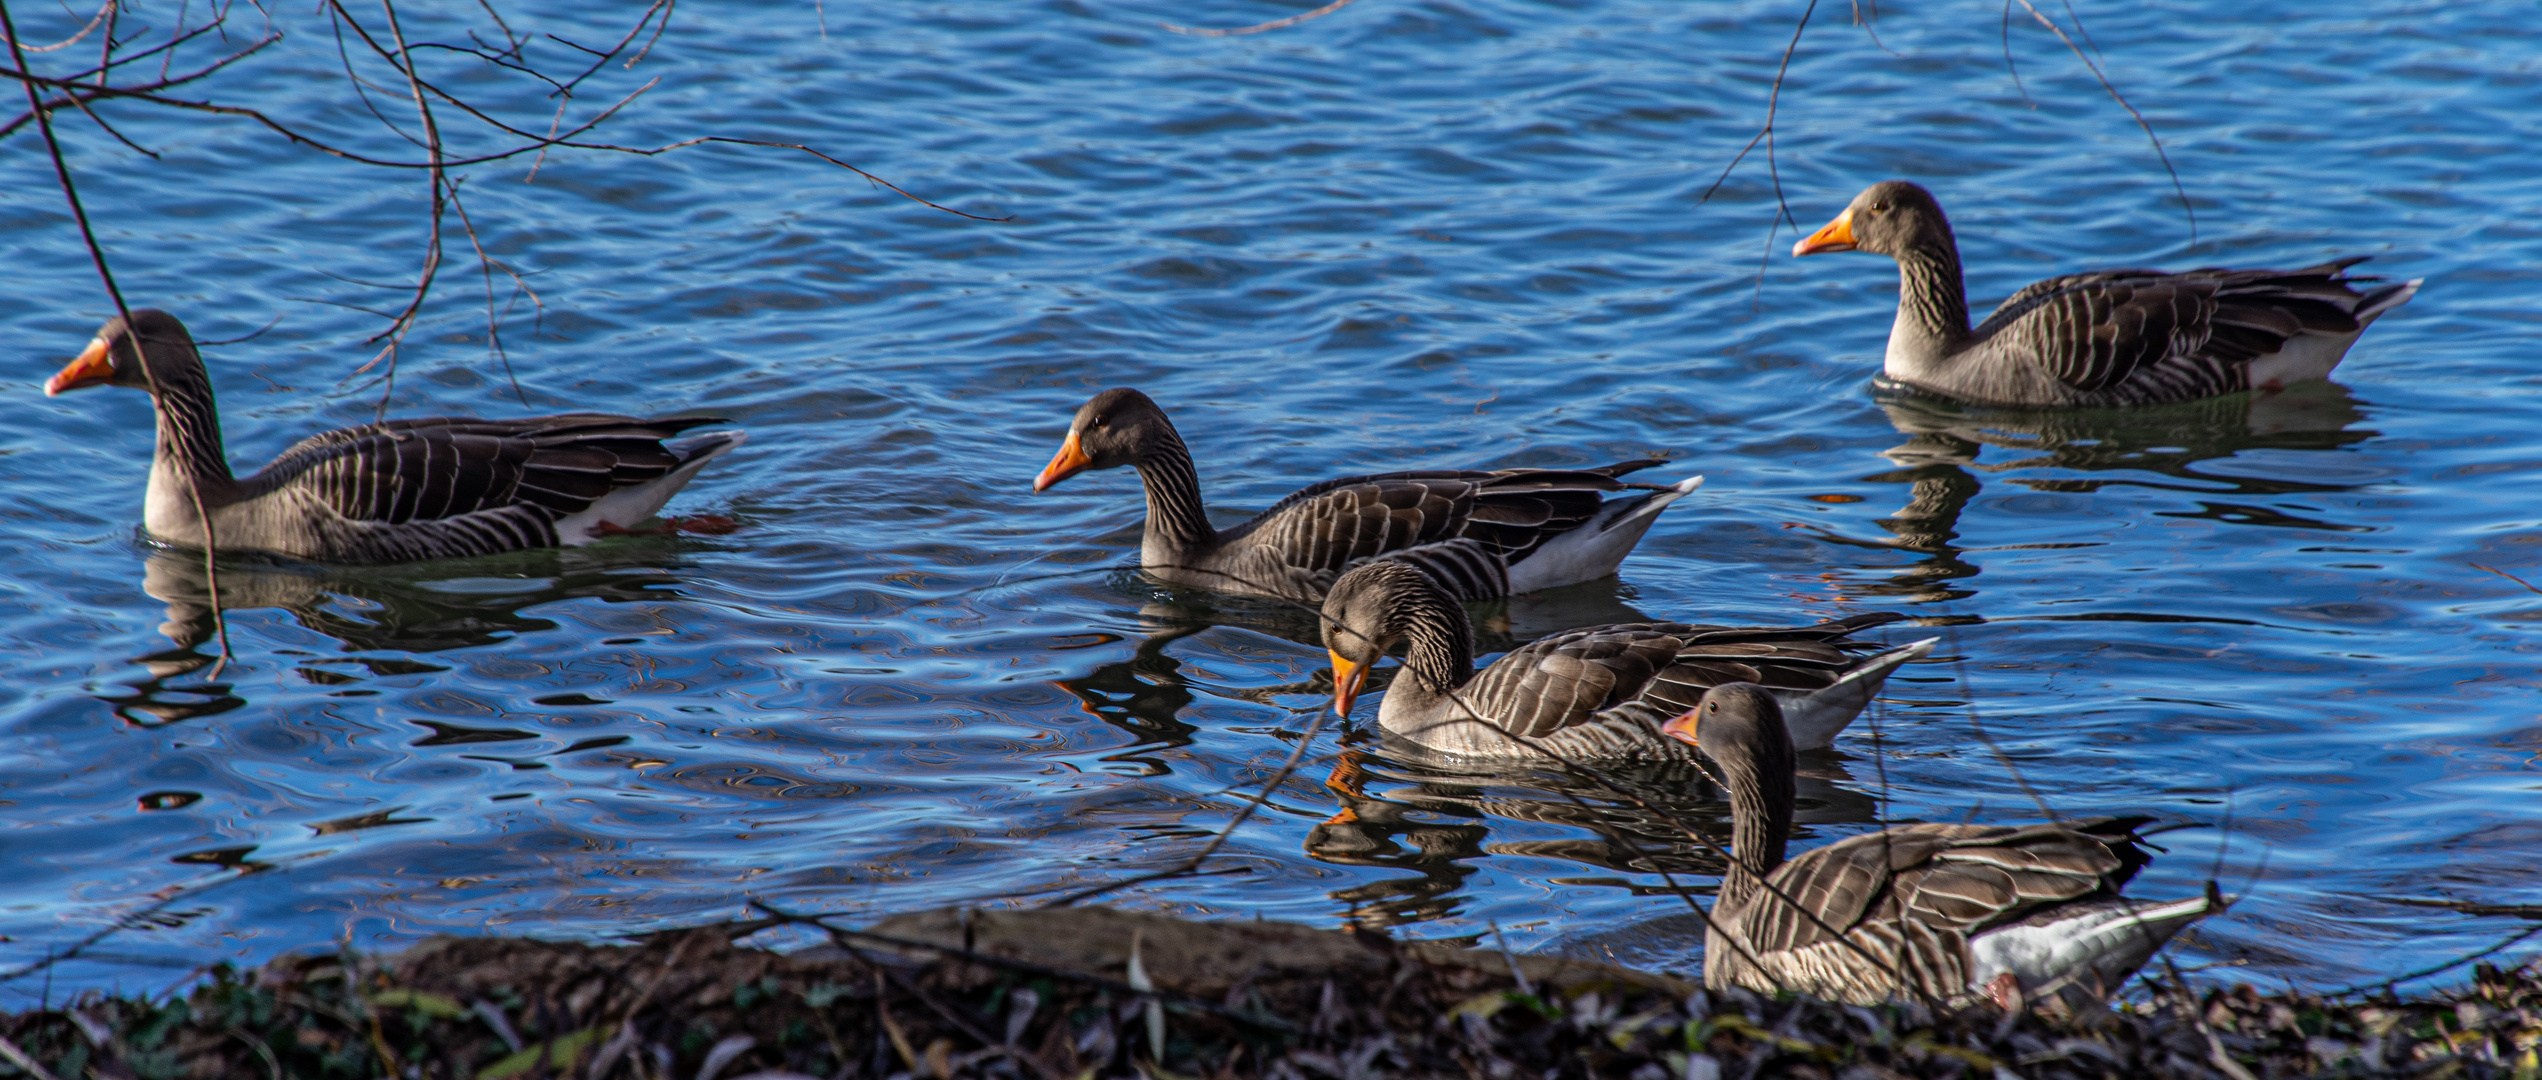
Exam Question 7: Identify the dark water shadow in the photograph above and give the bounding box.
[1305,745,1878,931]
[105,546,695,726]
[1830,380,2380,603]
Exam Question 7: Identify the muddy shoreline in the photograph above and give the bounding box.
[4,907,2536,1079]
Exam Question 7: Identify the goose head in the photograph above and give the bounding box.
[1661,682,1792,765]
[1664,682,1796,880]
[1319,561,1457,716]
[1033,386,1181,492]
[46,309,198,396]
[1792,179,1954,260]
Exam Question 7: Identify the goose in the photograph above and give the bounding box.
[1792,180,2418,408]
[1031,388,1702,602]
[45,309,745,564]
[1318,561,1934,760]
[1685,683,2221,1008]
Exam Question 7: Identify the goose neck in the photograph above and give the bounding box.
[146,354,238,497]
[1130,430,1217,556]
[1886,239,1972,373]
[1718,749,1795,917]
[1397,597,1476,697]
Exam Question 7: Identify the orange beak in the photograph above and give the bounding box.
[1792,209,1857,256]
[45,338,116,396]
[1032,429,1093,492]
[1329,650,1368,717]
[1659,705,1701,749]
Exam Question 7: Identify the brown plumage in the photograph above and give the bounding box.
[1793,180,2418,407]
[1690,684,2220,1008]
[1030,388,1701,602]
[46,310,743,563]
[1318,562,1931,760]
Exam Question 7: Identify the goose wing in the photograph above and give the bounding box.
[247,413,727,524]
[1458,613,1908,740]
[1977,259,2380,395]
[1739,817,2155,972]
[1461,625,1689,739]
[1223,460,1667,577]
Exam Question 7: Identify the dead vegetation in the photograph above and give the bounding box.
[4,906,2540,1079]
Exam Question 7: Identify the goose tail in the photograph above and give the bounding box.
[1775,635,1938,751]
[1502,475,1703,593]
[559,429,749,543]
[2354,277,2421,326]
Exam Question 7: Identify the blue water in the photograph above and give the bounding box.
[3,0,2538,1000]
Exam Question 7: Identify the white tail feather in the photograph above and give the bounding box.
[1969,890,2224,1006]
[1503,475,1702,594]
[557,430,748,544]
[1775,636,1938,750]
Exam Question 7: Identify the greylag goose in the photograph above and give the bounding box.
[1793,180,2418,407]
[1318,561,1934,759]
[1031,388,1701,602]
[46,310,745,563]
[1688,683,2221,1008]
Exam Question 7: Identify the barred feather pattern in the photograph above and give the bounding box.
[1707,816,2159,1006]
[104,313,733,563]
[1899,254,2399,407]
[1984,262,2384,403]
[1321,563,1911,761]
[1120,426,1670,603]
[1054,388,1688,602]
[1835,182,2412,408]
[161,411,728,562]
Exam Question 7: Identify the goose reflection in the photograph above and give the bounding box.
[1053,581,1664,767]
[1836,380,2379,602]
[1050,617,1208,775]
[1305,743,1879,930]
[1097,575,1663,656]
[110,546,690,725]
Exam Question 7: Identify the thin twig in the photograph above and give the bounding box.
[2470,563,2542,596]
[447,183,531,405]
[1026,559,1927,1005]
[0,0,109,52]
[0,1035,64,1080]
[1163,0,1360,38]
[746,902,1297,1034]
[2320,922,2542,999]
[192,314,283,346]
[1846,0,1897,57]
[2010,0,2195,245]
[334,0,449,414]
[1947,622,2059,823]
[1042,709,1327,908]
[1696,0,1815,212]
[647,136,1012,221]
[4,0,232,675]
[1999,0,2032,107]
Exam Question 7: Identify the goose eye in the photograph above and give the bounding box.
[1869,202,1889,213]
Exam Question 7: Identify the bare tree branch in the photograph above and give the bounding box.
[2,0,232,675]
[2010,0,2195,244]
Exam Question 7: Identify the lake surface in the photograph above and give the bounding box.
[3,0,2537,1000]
